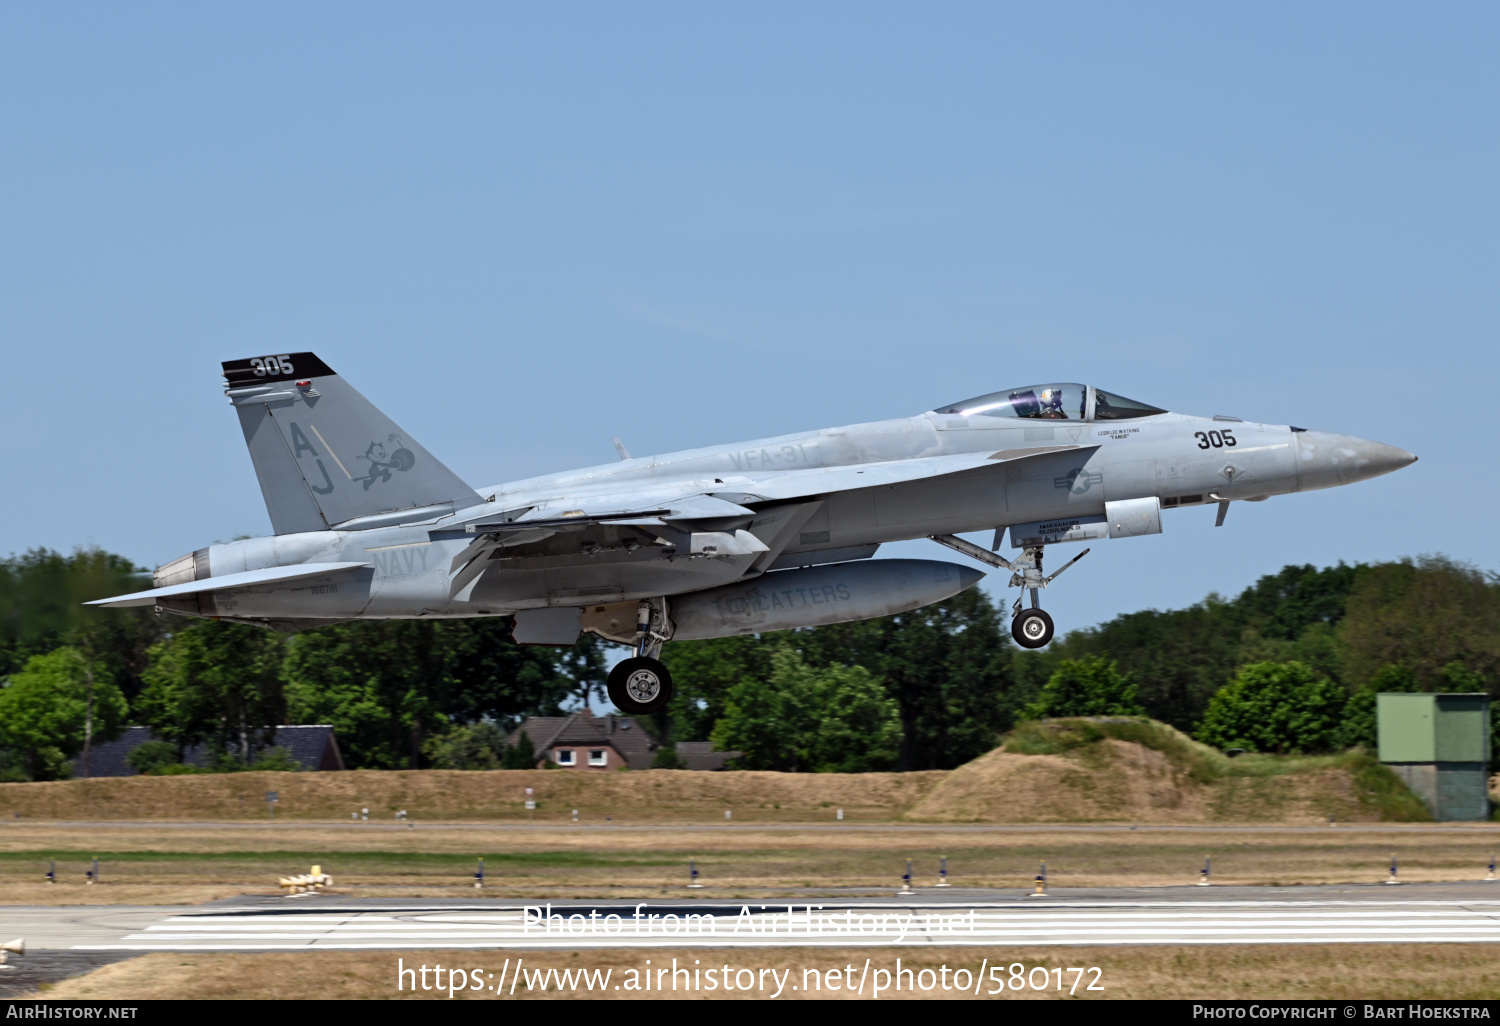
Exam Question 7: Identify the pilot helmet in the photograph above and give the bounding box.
[1038,387,1063,410]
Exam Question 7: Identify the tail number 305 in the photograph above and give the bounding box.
[250,355,296,376]
[1194,429,1236,449]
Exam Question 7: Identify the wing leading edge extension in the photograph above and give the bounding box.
[746,444,1097,501]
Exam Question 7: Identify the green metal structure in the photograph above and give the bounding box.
[1378,693,1491,821]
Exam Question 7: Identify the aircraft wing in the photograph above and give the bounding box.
[746,444,1096,501]
[442,445,1094,596]
[85,562,373,608]
[443,495,767,598]
[459,445,1092,537]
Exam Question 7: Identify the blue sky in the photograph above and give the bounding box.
[2,2,1495,632]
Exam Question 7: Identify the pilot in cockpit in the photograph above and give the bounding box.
[1036,387,1068,419]
[1009,386,1070,419]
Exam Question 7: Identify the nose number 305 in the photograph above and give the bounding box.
[1194,429,1236,450]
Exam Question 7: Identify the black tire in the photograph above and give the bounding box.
[607,657,675,715]
[1012,608,1055,649]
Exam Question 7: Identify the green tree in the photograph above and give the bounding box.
[661,635,776,743]
[1337,557,1500,691]
[1338,663,1419,751]
[556,635,611,710]
[423,722,510,770]
[1440,661,1486,692]
[667,590,1019,770]
[0,547,167,703]
[1233,562,1372,641]
[709,672,790,770]
[1022,656,1144,720]
[0,647,128,779]
[501,730,536,769]
[137,621,287,763]
[791,588,1016,770]
[1033,562,1371,729]
[710,647,900,772]
[284,621,452,770]
[207,747,302,773]
[1196,661,1348,754]
[284,619,578,769]
[125,739,183,775]
[1016,598,1243,731]
[650,745,687,769]
[804,660,903,772]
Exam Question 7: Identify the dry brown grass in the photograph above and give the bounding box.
[5,822,1499,902]
[0,768,945,824]
[37,945,1500,1000]
[0,724,1423,827]
[1,727,1487,904]
[0,883,250,905]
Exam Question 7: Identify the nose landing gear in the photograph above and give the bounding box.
[1012,606,1055,649]
[929,534,1089,649]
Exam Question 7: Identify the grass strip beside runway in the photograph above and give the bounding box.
[36,944,1500,1000]
[4,823,1499,904]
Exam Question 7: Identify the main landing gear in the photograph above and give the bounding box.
[928,534,1090,650]
[607,598,675,715]
[607,657,674,715]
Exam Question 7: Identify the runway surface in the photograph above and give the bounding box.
[8,883,1498,952]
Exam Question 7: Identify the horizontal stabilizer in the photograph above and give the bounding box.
[85,562,371,608]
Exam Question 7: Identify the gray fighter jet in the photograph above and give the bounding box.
[90,355,1415,714]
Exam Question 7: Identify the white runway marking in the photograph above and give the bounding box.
[74,900,1500,950]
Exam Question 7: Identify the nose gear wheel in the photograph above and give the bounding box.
[1012,608,1054,648]
[930,534,1087,651]
[607,656,675,715]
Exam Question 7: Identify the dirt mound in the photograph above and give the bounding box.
[903,719,1420,824]
[905,738,1380,824]
[905,739,1213,822]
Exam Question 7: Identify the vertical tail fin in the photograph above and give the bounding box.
[223,352,481,534]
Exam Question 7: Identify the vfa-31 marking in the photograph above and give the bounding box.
[91,357,1416,714]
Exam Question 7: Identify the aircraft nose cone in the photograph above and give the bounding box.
[1294,431,1417,492]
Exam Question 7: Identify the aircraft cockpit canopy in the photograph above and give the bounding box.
[1092,388,1168,420]
[933,384,1166,422]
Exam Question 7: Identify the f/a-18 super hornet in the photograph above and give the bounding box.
[91,355,1416,714]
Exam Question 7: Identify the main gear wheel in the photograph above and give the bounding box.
[607,656,675,715]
